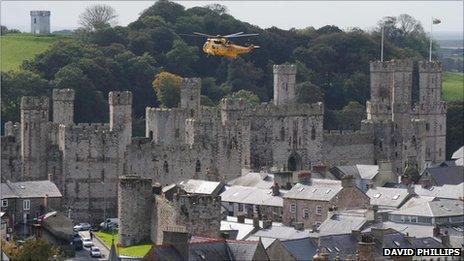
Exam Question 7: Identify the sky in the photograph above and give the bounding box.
[1,1,463,39]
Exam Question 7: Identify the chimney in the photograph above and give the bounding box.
[357,234,375,261]
[312,164,328,173]
[252,214,260,229]
[263,220,272,229]
[43,194,48,211]
[371,227,387,244]
[341,174,356,188]
[433,225,440,237]
[290,222,303,230]
[404,232,413,243]
[271,182,280,196]
[162,230,190,260]
[152,183,162,195]
[237,213,245,224]
[48,173,53,181]
[298,171,311,184]
[441,231,450,247]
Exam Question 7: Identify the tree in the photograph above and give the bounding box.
[296,81,324,104]
[166,39,199,76]
[338,101,366,130]
[446,101,464,159]
[152,71,182,108]
[8,239,60,260]
[226,90,260,106]
[79,4,118,31]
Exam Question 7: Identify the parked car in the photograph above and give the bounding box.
[73,223,91,231]
[73,234,83,251]
[82,237,93,248]
[100,218,119,230]
[90,246,101,258]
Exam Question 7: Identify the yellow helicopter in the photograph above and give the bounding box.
[186,32,260,59]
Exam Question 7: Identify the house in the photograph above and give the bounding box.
[308,209,373,238]
[219,184,287,221]
[266,237,318,261]
[282,175,370,229]
[143,231,269,260]
[1,212,9,241]
[0,180,62,235]
[329,161,396,192]
[418,165,464,186]
[39,211,75,255]
[389,198,464,226]
[413,183,464,200]
[162,179,224,200]
[366,187,414,210]
[220,216,260,240]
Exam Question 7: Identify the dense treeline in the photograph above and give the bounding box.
[1,0,461,156]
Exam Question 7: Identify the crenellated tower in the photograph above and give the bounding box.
[273,64,297,106]
[109,91,132,150]
[20,96,49,180]
[180,78,201,112]
[52,89,75,125]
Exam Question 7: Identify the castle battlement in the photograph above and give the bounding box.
[4,121,21,137]
[109,91,132,105]
[61,123,114,140]
[20,96,49,110]
[370,59,414,72]
[252,102,324,116]
[418,61,442,72]
[412,102,447,114]
[323,129,373,145]
[52,89,75,101]
[180,77,201,89]
[220,98,248,111]
[30,10,50,16]
[273,64,297,75]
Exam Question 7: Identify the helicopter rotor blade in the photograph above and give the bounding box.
[193,32,216,38]
[223,32,244,37]
[226,33,259,38]
[178,33,206,38]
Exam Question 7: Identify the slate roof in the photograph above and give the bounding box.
[310,211,368,237]
[1,180,61,199]
[330,165,379,180]
[41,211,74,241]
[363,221,435,238]
[452,146,463,160]
[177,179,224,195]
[220,220,255,240]
[413,183,464,199]
[390,199,464,217]
[227,172,275,189]
[318,234,359,260]
[382,232,443,249]
[249,224,311,240]
[421,166,464,185]
[220,185,287,207]
[227,241,260,261]
[366,187,411,208]
[283,180,342,201]
[280,237,318,260]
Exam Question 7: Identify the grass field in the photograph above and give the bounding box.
[442,72,464,101]
[1,33,70,71]
[95,230,152,257]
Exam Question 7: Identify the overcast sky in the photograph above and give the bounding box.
[1,1,463,39]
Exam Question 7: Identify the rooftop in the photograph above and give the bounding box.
[310,210,369,237]
[283,180,342,201]
[226,172,275,189]
[421,166,464,185]
[390,198,464,218]
[220,185,287,207]
[330,164,379,180]
[366,187,411,208]
[177,179,224,195]
[1,180,62,199]
[413,183,464,200]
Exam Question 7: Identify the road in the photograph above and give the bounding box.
[65,231,110,261]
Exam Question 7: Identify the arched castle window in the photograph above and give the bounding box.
[426,123,430,131]
[439,148,442,157]
[163,161,169,173]
[280,127,285,140]
[311,126,316,141]
[412,135,416,145]
[149,131,153,140]
[195,160,201,172]
[395,151,398,158]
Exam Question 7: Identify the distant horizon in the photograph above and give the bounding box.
[1,1,463,40]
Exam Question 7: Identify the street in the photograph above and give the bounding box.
[65,231,110,261]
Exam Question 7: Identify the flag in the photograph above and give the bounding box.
[433,18,441,24]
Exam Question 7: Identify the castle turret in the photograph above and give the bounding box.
[118,176,153,247]
[21,96,49,180]
[52,89,75,125]
[30,10,50,34]
[273,64,297,106]
[180,78,201,112]
[109,91,132,149]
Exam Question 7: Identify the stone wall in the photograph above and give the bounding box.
[118,176,152,247]
[30,11,50,34]
[52,89,74,126]
[322,129,375,166]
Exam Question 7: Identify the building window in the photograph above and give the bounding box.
[316,206,322,215]
[280,127,285,141]
[303,209,309,219]
[426,123,430,131]
[34,18,36,24]
[238,204,243,212]
[163,161,169,173]
[23,200,30,210]
[195,160,201,172]
[149,131,153,140]
[290,203,296,213]
[311,126,316,141]
[439,148,442,157]
[1,199,7,207]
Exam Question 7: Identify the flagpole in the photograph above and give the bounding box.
[429,17,433,62]
[381,25,384,62]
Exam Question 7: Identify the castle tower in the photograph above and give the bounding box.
[391,60,413,131]
[21,96,49,180]
[118,176,153,247]
[273,64,297,106]
[180,78,201,112]
[109,91,132,149]
[30,10,50,34]
[418,61,446,164]
[52,89,75,125]
[220,98,247,124]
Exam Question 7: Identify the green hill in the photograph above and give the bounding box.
[1,33,70,71]
[443,72,464,101]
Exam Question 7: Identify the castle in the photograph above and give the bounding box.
[30,10,51,34]
[1,60,446,223]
